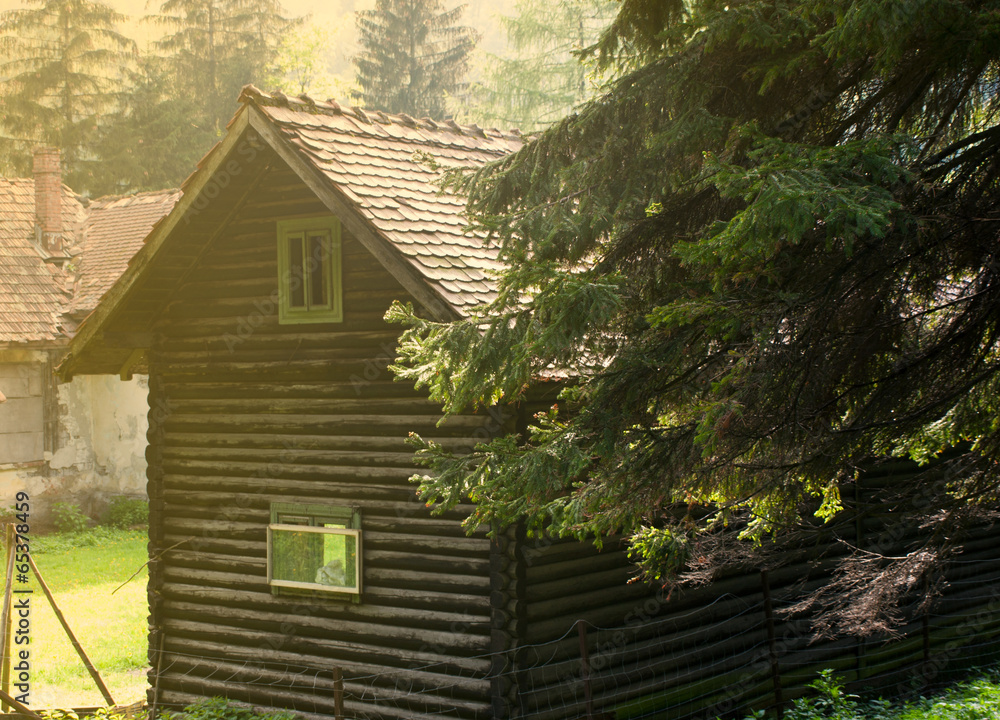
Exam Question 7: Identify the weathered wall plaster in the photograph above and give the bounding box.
[0,365,148,525]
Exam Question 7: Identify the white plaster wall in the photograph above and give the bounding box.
[61,374,149,496]
[0,370,148,523]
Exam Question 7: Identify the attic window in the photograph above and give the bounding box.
[268,502,361,600]
[277,217,342,324]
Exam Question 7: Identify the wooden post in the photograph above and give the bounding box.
[855,495,866,682]
[761,570,784,719]
[150,631,166,720]
[0,524,16,712]
[26,554,115,705]
[333,667,344,720]
[577,620,593,720]
[0,685,44,720]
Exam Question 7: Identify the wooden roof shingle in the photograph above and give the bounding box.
[0,176,178,347]
[71,189,182,317]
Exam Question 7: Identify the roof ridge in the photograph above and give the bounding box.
[238,84,522,143]
[88,187,182,207]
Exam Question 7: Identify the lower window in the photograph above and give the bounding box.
[267,503,361,598]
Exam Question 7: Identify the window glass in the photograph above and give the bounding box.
[317,533,357,589]
[308,233,329,308]
[271,527,323,584]
[277,217,342,324]
[270,526,360,593]
[268,503,361,597]
[287,234,306,308]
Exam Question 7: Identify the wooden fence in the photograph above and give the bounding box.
[506,460,1000,720]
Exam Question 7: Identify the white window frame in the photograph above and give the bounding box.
[267,502,362,600]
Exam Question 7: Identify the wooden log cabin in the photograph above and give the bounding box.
[56,86,1000,720]
[58,86,664,720]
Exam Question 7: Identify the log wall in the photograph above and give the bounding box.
[508,460,1000,720]
[145,162,501,720]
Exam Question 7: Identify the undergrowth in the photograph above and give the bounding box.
[160,698,299,720]
[42,700,298,720]
[739,667,1000,720]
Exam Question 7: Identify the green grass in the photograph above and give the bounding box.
[7,529,149,708]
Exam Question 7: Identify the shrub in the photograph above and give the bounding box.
[50,502,90,533]
[160,698,298,720]
[104,496,149,529]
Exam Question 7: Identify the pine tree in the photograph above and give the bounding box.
[353,0,478,118]
[85,55,215,195]
[389,0,1000,634]
[0,0,134,189]
[460,0,617,132]
[151,0,295,133]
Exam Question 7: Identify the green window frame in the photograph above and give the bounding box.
[276,216,343,324]
[267,502,362,601]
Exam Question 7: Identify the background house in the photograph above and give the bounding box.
[0,146,178,521]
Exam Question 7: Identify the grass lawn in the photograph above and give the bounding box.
[11,529,149,709]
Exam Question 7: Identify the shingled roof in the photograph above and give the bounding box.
[242,86,522,313]
[0,175,178,347]
[71,189,182,317]
[0,178,84,344]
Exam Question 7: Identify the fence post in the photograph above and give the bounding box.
[577,620,593,720]
[921,575,931,687]
[855,483,868,683]
[333,666,344,720]
[760,570,784,719]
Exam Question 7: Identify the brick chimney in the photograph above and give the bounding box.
[33,146,64,256]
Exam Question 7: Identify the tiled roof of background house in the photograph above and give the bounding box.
[0,178,85,344]
[242,86,523,314]
[70,189,182,317]
[0,173,178,345]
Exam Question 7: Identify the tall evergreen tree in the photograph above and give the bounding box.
[353,0,478,118]
[0,0,134,189]
[460,0,617,132]
[85,55,215,195]
[390,0,1000,634]
[151,0,295,133]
